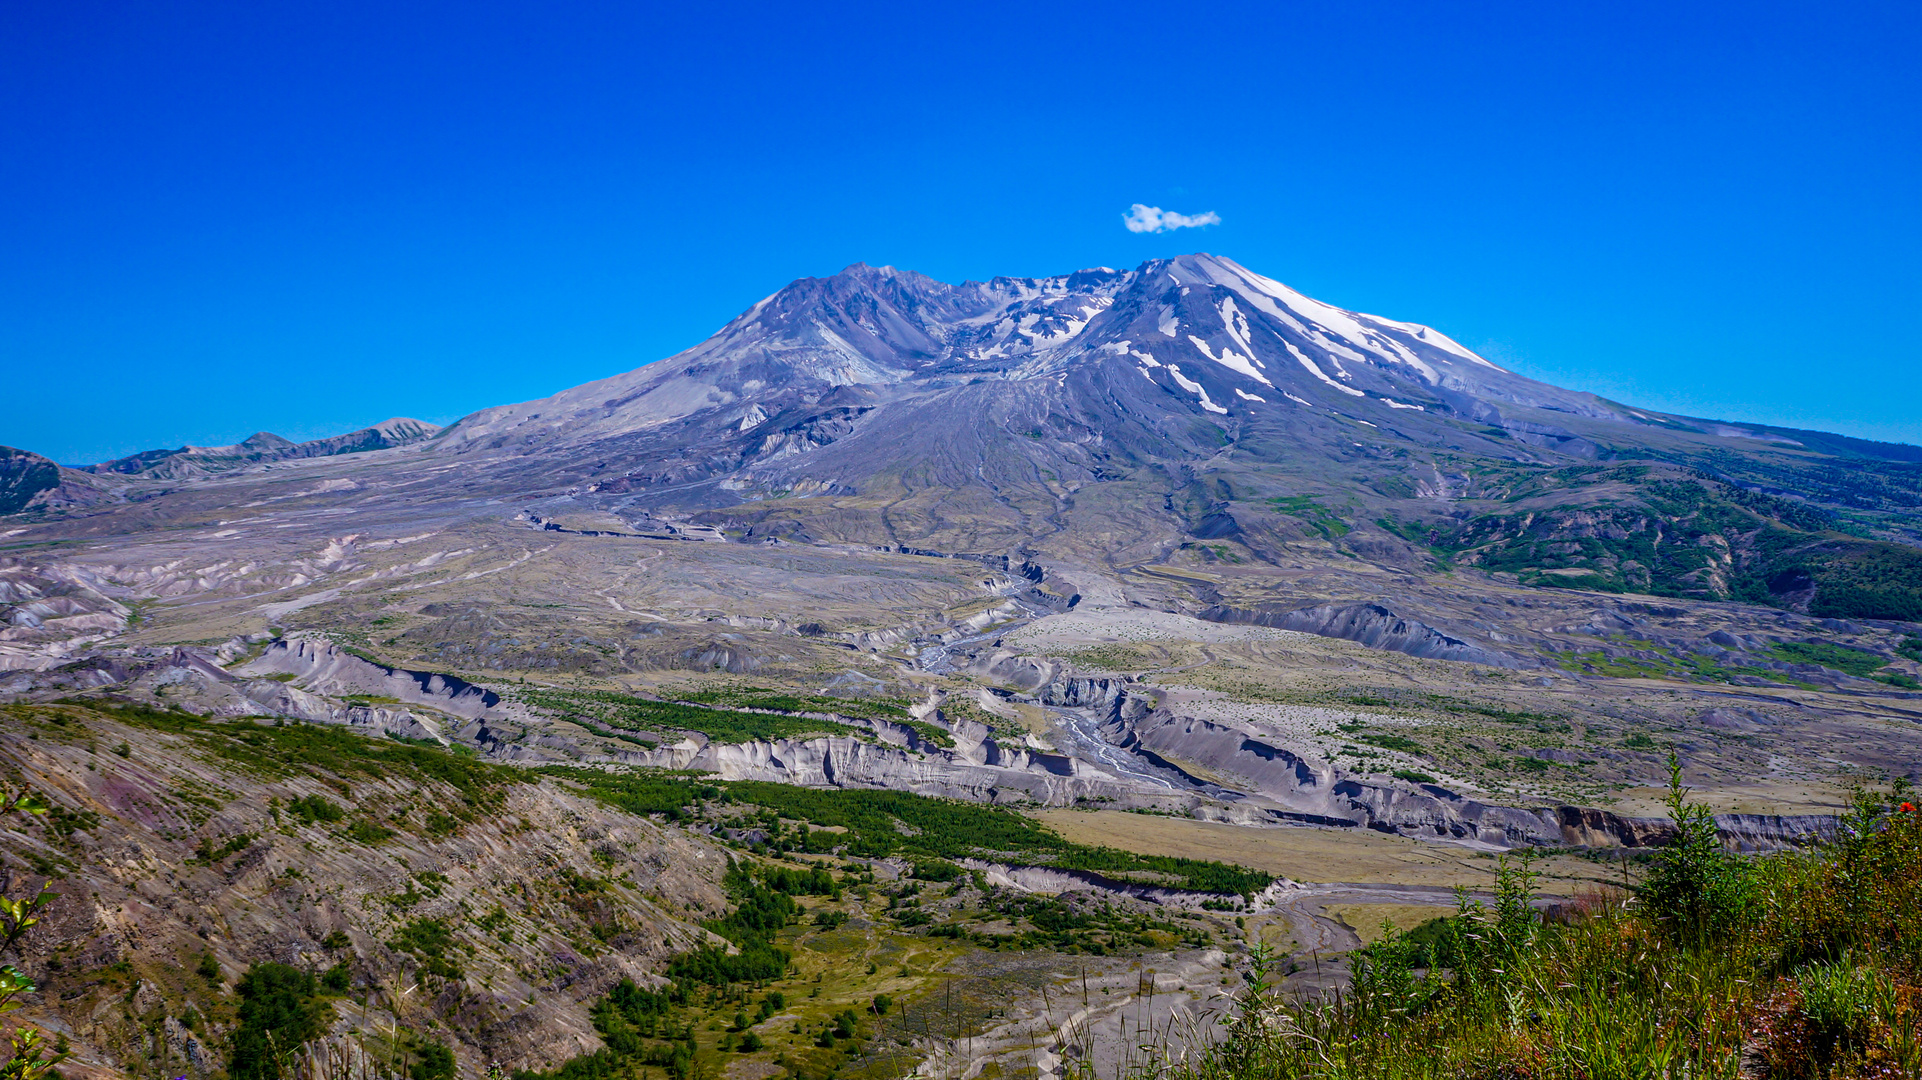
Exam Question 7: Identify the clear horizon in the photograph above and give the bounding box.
[5,0,1918,466]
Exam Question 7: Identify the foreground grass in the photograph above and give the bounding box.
[1167,767,1922,1080]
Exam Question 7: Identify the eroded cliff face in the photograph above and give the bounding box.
[625,723,1130,806]
[1197,603,1528,669]
[1024,670,1838,852]
[0,703,728,1080]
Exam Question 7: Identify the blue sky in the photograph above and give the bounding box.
[4,0,1918,465]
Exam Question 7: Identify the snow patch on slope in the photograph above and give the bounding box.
[1164,365,1229,414]
[1187,335,1273,387]
[1280,340,1364,397]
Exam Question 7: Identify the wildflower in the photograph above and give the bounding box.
[1902,802,1917,813]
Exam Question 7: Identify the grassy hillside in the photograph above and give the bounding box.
[1379,468,1922,619]
[1173,764,1921,1079]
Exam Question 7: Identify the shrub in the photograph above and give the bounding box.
[1637,752,1753,945]
[286,795,343,825]
[229,963,329,1080]
[667,863,793,986]
[389,918,462,979]
[193,832,256,864]
[412,1041,455,1080]
[912,859,961,881]
[830,1009,859,1039]
[344,819,395,845]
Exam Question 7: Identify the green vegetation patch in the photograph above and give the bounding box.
[1390,468,1922,619]
[680,686,911,722]
[230,963,333,1080]
[1767,640,1892,679]
[191,832,256,865]
[540,767,721,821]
[84,700,525,822]
[1358,733,1423,754]
[1554,648,1814,688]
[514,861,863,1080]
[898,719,954,748]
[558,770,1270,896]
[1801,541,1922,622]
[285,795,343,825]
[519,687,851,743]
[1268,495,1351,540]
[1897,635,1922,664]
[389,917,463,979]
[669,861,809,986]
[970,894,1213,954]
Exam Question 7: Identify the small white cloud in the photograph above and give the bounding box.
[1122,204,1221,233]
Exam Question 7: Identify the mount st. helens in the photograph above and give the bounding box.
[15,254,1922,611]
[406,254,1921,620]
[429,254,1640,516]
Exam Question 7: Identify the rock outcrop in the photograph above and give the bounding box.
[236,635,506,720]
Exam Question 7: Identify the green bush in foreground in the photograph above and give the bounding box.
[1175,764,1922,1080]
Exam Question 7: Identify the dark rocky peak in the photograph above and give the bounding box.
[236,431,297,452]
[0,446,62,514]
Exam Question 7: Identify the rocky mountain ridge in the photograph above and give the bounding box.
[89,418,442,480]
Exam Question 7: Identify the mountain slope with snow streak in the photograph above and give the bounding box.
[426,254,1646,494]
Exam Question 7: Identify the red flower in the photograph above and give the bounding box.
[1902,802,1918,813]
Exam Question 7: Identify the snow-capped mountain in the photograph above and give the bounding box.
[430,254,1651,501]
